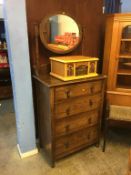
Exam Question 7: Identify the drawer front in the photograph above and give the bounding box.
[55,110,99,137]
[55,81,102,102]
[55,126,98,157]
[55,94,101,119]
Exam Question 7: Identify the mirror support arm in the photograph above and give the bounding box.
[34,23,40,76]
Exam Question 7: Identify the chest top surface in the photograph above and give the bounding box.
[33,74,106,88]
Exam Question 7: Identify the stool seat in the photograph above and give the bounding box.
[109,105,131,122]
[102,104,131,152]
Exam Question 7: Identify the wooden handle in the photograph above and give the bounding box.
[89,100,93,106]
[90,86,94,93]
[88,118,92,124]
[82,88,86,92]
[65,125,70,132]
[66,108,70,115]
[64,142,69,148]
[66,90,71,98]
[87,133,90,140]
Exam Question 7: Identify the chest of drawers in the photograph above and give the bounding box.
[33,74,106,167]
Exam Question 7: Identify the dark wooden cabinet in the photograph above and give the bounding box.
[0,19,12,99]
[34,74,106,167]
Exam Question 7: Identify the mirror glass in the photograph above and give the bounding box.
[39,14,81,54]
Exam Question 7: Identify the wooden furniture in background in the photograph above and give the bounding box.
[34,74,106,167]
[103,13,131,107]
[0,19,12,99]
[103,105,131,152]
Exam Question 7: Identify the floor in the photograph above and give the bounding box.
[0,112,131,175]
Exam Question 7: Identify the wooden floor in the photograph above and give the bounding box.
[0,112,131,175]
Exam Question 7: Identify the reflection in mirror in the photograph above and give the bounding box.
[39,14,81,54]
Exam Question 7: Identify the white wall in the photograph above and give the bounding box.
[50,15,79,42]
[121,0,131,12]
[0,4,3,18]
[58,15,79,36]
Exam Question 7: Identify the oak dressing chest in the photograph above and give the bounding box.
[25,0,106,167]
[33,74,106,167]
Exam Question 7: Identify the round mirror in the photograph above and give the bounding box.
[39,14,82,54]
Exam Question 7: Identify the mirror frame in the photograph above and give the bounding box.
[39,12,82,54]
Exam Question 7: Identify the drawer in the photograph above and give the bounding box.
[55,110,99,137]
[55,94,101,119]
[55,81,102,102]
[55,126,98,157]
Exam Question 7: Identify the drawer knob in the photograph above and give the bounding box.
[65,125,70,132]
[89,100,93,106]
[87,133,91,140]
[66,108,70,116]
[82,88,86,92]
[88,118,92,124]
[64,142,69,148]
[66,90,71,98]
[90,86,94,93]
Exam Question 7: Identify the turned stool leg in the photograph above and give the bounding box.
[103,104,110,152]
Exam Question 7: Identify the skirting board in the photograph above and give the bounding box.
[17,144,38,159]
